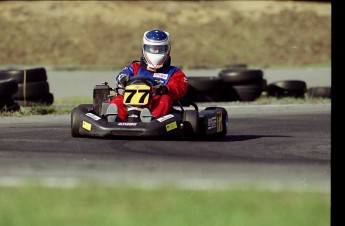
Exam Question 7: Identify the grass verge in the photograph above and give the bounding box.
[0,185,330,226]
[0,1,331,68]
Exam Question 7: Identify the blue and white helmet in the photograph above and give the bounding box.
[142,30,171,70]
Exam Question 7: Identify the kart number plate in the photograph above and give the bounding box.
[123,84,151,106]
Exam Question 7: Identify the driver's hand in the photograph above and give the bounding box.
[117,74,130,88]
[153,84,168,95]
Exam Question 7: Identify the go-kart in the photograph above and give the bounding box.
[71,76,228,140]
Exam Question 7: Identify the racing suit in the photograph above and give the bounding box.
[109,57,189,121]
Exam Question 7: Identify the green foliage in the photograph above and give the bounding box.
[255,92,331,104]
[0,105,66,116]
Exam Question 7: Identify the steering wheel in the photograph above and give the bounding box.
[127,76,158,87]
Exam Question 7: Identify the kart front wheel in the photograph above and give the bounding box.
[205,107,228,139]
[71,104,92,137]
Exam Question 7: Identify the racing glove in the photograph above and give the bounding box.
[153,84,168,95]
[117,74,130,88]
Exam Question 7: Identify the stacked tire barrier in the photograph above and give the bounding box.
[184,66,266,102]
[0,67,54,111]
[183,66,331,102]
[266,80,307,98]
[307,87,331,98]
[0,66,331,112]
[184,76,223,102]
[218,68,266,101]
[0,78,20,111]
[266,81,331,99]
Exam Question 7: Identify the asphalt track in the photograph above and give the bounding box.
[0,67,331,191]
[0,103,331,192]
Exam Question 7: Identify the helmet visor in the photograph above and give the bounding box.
[143,44,169,54]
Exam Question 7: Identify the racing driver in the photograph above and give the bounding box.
[108,29,189,121]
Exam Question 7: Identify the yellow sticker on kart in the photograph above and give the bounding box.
[166,121,177,132]
[82,121,92,131]
[123,84,151,106]
[216,112,223,132]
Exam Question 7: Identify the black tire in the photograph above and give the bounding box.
[13,81,50,99]
[187,76,222,91]
[269,80,307,90]
[267,80,307,98]
[261,79,267,92]
[5,101,20,112]
[232,83,263,101]
[0,100,4,110]
[185,77,222,102]
[0,78,18,97]
[204,107,228,139]
[183,110,199,140]
[0,96,11,111]
[224,63,248,69]
[16,93,54,107]
[221,79,265,101]
[219,85,240,101]
[307,87,331,98]
[0,96,20,112]
[185,86,222,102]
[0,67,47,83]
[218,68,263,84]
[71,104,93,137]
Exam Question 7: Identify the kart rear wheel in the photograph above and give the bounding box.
[183,110,199,140]
[71,104,92,137]
[205,107,228,139]
[216,108,228,139]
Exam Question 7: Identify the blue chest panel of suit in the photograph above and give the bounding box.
[135,67,179,85]
[117,64,179,85]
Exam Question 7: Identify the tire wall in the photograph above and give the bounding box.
[1,66,332,112]
[184,67,331,102]
[0,67,54,110]
[185,67,266,102]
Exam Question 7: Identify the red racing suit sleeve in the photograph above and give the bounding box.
[166,69,189,100]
